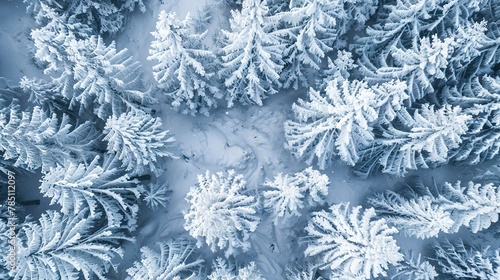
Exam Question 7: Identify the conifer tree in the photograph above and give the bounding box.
[220,0,284,106]
[149,11,221,115]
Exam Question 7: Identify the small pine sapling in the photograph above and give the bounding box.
[262,167,329,224]
[143,181,171,211]
[208,258,265,280]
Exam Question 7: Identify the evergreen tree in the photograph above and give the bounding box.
[285,79,408,169]
[355,104,471,177]
[0,106,99,171]
[30,10,155,120]
[183,170,260,257]
[39,156,143,230]
[126,239,204,280]
[220,0,284,107]
[447,75,500,165]
[305,203,402,279]
[25,0,146,35]
[392,251,438,280]
[148,11,221,116]
[67,36,156,119]
[262,167,329,224]
[434,238,500,279]
[278,0,377,89]
[369,180,500,236]
[12,210,128,280]
[369,191,453,239]
[361,35,455,102]
[103,110,176,177]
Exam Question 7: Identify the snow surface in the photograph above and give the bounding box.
[1,0,493,279]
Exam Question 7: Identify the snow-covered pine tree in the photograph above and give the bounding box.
[277,0,377,89]
[30,8,155,120]
[447,21,500,85]
[39,156,143,230]
[12,210,128,280]
[368,191,454,239]
[355,104,471,177]
[148,11,221,116]
[183,170,260,257]
[447,75,500,165]
[25,0,146,35]
[438,181,500,233]
[20,77,72,116]
[103,110,176,177]
[304,203,403,279]
[67,36,156,119]
[262,167,329,224]
[434,238,500,279]
[357,0,484,56]
[208,258,265,280]
[370,180,500,235]
[220,0,284,107]
[355,0,492,104]
[0,106,99,172]
[284,78,408,169]
[361,35,455,103]
[126,239,204,280]
[392,251,438,280]
[316,50,356,90]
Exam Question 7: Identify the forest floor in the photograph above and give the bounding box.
[1,0,492,279]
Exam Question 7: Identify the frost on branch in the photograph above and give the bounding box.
[284,78,408,169]
[0,106,99,172]
[355,104,471,177]
[104,110,176,177]
[434,238,500,279]
[13,210,128,280]
[438,181,500,233]
[262,167,329,224]
[304,203,402,279]
[370,180,500,237]
[368,191,454,239]
[126,239,204,280]
[220,0,284,107]
[148,11,221,116]
[183,170,260,257]
[448,75,500,165]
[392,251,438,280]
[39,156,143,230]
